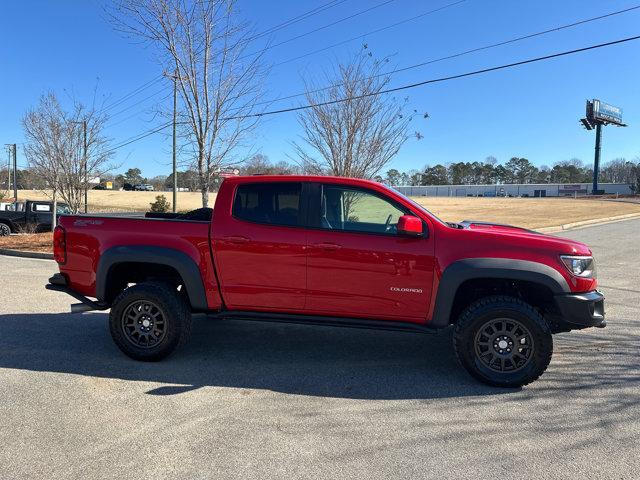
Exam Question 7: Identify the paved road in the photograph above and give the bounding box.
[0,220,638,479]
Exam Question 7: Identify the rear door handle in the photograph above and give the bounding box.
[223,236,250,244]
[311,242,342,251]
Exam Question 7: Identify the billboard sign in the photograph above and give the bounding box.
[589,99,624,125]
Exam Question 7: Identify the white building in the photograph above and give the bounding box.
[395,183,632,197]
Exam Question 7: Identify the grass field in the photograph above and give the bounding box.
[10,189,204,212]
[2,189,640,253]
[411,196,640,229]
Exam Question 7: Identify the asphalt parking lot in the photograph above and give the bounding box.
[0,219,638,479]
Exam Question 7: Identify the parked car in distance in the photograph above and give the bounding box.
[134,184,154,191]
[0,200,71,235]
[47,175,605,387]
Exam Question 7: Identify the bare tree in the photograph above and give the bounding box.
[292,49,422,179]
[109,0,266,207]
[240,154,299,175]
[22,92,113,216]
[601,158,639,184]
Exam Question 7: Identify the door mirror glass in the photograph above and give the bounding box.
[397,215,423,236]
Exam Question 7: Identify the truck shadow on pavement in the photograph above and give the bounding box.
[0,312,505,399]
[0,312,637,403]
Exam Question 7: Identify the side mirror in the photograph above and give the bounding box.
[397,215,423,236]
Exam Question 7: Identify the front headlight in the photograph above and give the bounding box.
[560,255,596,278]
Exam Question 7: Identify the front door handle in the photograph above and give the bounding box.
[223,236,250,244]
[311,242,342,251]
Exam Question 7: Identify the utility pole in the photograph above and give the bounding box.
[172,68,178,212]
[12,144,17,200]
[5,145,10,197]
[4,144,17,200]
[83,120,88,213]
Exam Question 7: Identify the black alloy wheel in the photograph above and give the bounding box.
[121,300,168,348]
[473,317,534,373]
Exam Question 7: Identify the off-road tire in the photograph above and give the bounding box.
[109,282,192,361]
[0,223,11,236]
[453,295,553,387]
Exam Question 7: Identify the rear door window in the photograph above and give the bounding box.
[33,203,52,212]
[233,183,302,227]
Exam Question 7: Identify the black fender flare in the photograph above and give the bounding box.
[96,245,208,311]
[429,258,570,328]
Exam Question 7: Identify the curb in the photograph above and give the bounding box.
[537,213,640,233]
[0,248,54,260]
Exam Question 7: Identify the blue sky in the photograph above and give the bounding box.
[1,0,639,177]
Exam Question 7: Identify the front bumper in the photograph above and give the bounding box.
[553,290,605,330]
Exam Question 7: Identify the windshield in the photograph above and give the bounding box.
[387,186,448,226]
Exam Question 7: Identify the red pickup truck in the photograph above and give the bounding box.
[47,175,605,387]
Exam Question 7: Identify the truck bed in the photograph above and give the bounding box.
[57,213,221,309]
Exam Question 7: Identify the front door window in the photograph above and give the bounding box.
[320,185,407,235]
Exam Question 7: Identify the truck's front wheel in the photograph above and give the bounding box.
[109,282,192,361]
[453,296,552,387]
[0,223,11,236]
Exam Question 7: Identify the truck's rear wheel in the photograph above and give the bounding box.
[109,282,191,361]
[453,295,552,387]
[0,223,11,236]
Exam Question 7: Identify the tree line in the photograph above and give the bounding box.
[3,155,639,195]
[378,157,640,187]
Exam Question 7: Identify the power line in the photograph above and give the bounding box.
[274,0,467,67]
[224,34,640,120]
[104,109,159,130]
[98,2,350,118]
[262,4,640,105]
[104,33,640,154]
[105,121,173,155]
[242,0,397,59]
[249,0,349,42]
[100,2,640,125]
[101,75,165,113]
[106,0,634,130]
[107,89,172,122]
[98,2,387,136]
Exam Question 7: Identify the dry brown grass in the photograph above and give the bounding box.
[412,196,640,229]
[14,189,206,212]
[0,232,52,253]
